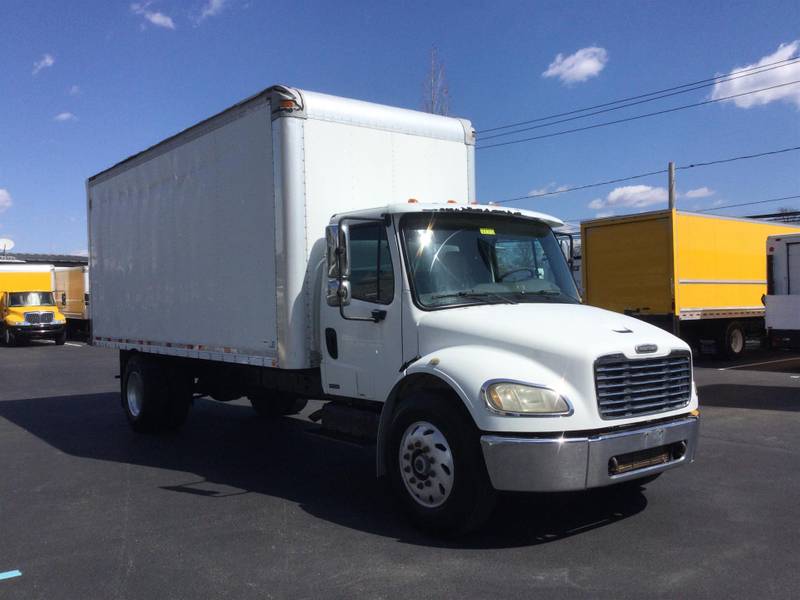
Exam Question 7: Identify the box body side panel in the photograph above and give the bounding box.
[89,103,278,362]
[674,213,800,315]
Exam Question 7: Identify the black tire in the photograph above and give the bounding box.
[387,393,496,535]
[54,331,67,345]
[248,393,308,417]
[122,355,192,433]
[719,321,746,359]
[2,327,16,347]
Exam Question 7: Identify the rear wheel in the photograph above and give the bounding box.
[719,321,746,359]
[387,393,496,534]
[122,355,192,432]
[248,393,308,417]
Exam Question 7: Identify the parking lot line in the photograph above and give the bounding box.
[717,356,800,371]
[65,342,83,347]
[0,570,21,581]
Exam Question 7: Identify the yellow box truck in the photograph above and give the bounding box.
[54,266,90,338]
[581,209,800,357]
[0,264,67,346]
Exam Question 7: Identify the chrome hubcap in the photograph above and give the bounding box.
[399,421,454,508]
[126,371,144,418]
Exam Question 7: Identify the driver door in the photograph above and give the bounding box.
[320,221,403,401]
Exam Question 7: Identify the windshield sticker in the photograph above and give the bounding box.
[479,227,496,236]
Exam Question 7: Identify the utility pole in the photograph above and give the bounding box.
[668,161,676,210]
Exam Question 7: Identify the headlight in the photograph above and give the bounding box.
[13,320,31,326]
[483,381,572,415]
[53,319,66,324]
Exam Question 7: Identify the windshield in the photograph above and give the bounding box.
[401,213,580,309]
[8,292,55,307]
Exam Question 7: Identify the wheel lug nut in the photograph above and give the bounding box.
[414,441,421,448]
[407,444,413,450]
[425,480,432,487]
[409,477,416,484]
[403,466,410,473]
[403,453,409,460]
[417,483,423,490]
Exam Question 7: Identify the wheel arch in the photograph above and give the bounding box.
[376,369,473,478]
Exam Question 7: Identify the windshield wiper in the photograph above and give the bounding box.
[430,290,517,305]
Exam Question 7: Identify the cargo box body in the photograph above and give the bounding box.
[581,210,800,341]
[88,86,475,369]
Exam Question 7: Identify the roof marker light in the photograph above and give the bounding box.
[408,198,418,204]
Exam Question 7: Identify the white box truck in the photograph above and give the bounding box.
[88,85,699,532]
[765,232,800,347]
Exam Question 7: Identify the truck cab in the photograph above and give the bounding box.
[1,290,67,346]
[0,265,67,346]
[321,202,699,530]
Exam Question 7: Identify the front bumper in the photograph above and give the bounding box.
[481,415,699,492]
[9,323,65,339]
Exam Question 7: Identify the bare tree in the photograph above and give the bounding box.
[422,46,450,116]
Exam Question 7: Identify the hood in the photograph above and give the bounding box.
[417,302,687,364]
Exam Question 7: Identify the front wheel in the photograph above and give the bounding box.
[387,394,496,534]
[54,331,67,345]
[2,327,16,347]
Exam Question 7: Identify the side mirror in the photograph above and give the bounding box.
[61,293,67,306]
[325,223,351,307]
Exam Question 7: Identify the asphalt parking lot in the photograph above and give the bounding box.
[1,343,799,599]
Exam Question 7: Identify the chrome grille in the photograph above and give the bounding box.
[24,311,54,324]
[594,352,691,419]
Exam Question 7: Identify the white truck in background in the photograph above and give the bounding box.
[88,85,699,533]
[765,232,800,348]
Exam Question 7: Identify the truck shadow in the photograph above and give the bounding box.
[698,384,800,412]
[0,392,647,549]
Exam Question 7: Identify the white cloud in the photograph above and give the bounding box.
[131,2,176,30]
[588,185,668,210]
[711,41,800,109]
[54,112,77,122]
[528,182,569,197]
[32,53,55,75]
[68,84,81,96]
[70,249,89,257]
[0,189,12,214]
[543,46,608,84]
[196,0,227,22]
[684,186,715,199]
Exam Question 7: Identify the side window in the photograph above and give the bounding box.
[348,223,395,304]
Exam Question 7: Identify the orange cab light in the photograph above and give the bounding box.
[279,99,296,109]
[408,198,418,204]
[446,199,458,204]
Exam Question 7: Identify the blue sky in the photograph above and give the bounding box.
[1,0,799,252]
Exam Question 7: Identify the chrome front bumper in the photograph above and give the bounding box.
[480,415,699,492]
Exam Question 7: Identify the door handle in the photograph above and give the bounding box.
[325,328,338,359]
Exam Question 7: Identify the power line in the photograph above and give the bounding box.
[676,146,800,170]
[492,169,667,204]
[479,59,800,141]
[478,56,800,134]
[491,145,800,205]
[478,80,800,150]
[695,194,800,213]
